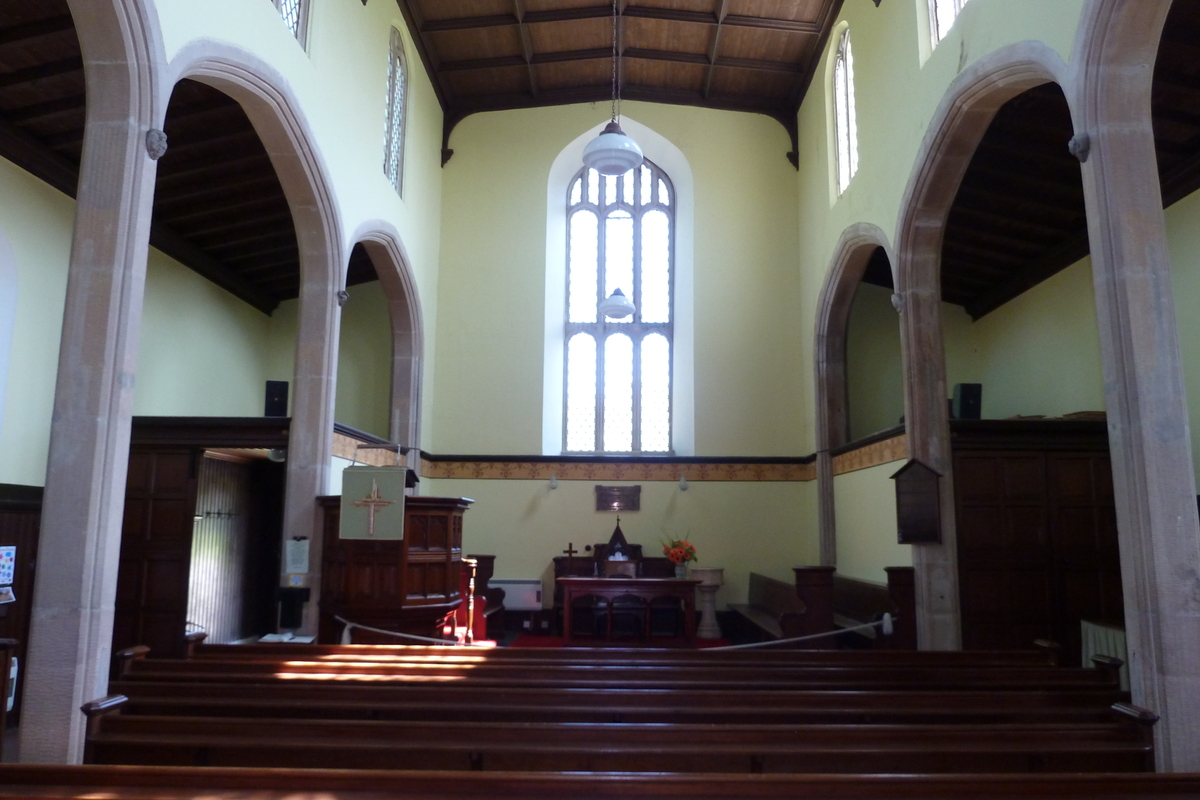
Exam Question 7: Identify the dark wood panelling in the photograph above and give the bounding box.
[0,484,42,723]
[952,421,1123,665]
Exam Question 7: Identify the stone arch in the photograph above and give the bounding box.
[23,0,168,764]
[167,42,345,634]
[813,223,896,566]
[347,220,426,458]
[1069,0,1199,771]
[891,41,1069,650]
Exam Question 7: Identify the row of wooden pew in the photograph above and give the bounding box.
[72,640,1160,776]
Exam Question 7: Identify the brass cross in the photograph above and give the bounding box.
[353,479,395,537]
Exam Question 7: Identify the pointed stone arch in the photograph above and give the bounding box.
[348,220,426,459]
[22,0,168,764]
[891,41,1069,650]
[167,42,345,634]
[813,223,896,567]
[1070,0,1199,771]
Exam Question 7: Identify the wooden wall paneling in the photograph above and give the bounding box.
[0,484,44,723]
[114,450,199,661]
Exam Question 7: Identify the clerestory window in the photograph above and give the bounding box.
[564,162,674,454]
[833,28,858,195]
[272,0,310,45]
[384,27,408,196]
[929,0,972,46]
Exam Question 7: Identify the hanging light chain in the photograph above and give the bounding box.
[611,0,619,122]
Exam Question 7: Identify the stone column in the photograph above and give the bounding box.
[19,2,162,763]
[1076,0,1200,770]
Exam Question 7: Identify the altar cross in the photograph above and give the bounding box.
[563,542,577,573]
[353,479,395,537]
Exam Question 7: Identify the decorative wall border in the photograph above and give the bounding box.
[832,433,907,476]
[418,457,816,482]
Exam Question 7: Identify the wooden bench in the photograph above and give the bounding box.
[833,574,900,646]
[729,573,813,641]
[82,703,1156,774]
[117,654,1125,692]
[5,764,1200,800]
[110,679,1127,725]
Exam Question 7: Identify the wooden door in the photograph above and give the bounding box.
[114,449,198,659]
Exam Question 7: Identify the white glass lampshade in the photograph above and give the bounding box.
[582,121,644,176]
[599,287,635,319]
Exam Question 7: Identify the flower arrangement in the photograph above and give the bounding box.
[661,539,697,564]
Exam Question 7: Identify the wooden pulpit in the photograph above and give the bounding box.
[316,495,473,643]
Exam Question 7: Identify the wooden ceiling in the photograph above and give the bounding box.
[397,0,847,166]
[2,1,1199,319]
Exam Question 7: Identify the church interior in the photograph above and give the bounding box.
[1,0,1200,792]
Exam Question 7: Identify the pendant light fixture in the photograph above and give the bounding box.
[582,0,643,176]
[599,287,635,319]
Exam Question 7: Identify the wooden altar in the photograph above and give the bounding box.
[558,577,701,644]
[316,495,473,643]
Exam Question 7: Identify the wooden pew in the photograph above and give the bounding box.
[82,704,1156,774]
[4,764,1200,800]
[729,573,811,641]
[116,654,1124,691]
[188,641,1055,666]
[110,680,1128,725]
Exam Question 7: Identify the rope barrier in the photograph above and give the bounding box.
[703,613,895,651]
[333,615,487,647]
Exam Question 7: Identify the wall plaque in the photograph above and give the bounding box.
[595,485,641,512]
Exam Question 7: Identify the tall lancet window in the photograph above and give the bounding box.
[564,162,675,454]
[272,0,310,44]
[929,0,972,46]
[833,28,858,195]
[384,27,408,195]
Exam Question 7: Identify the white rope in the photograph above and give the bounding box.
[704,613,895,651]
[333,615,479,647]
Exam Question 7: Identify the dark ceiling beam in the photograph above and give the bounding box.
[784,0,845,168]
[947,205,1071,241]
[439,47,798,74]
[944,225,1052,257]
[703,1,727,99]
[512,0,539,99]
[163,195,292,226]
[1161,146,1200,208]
[185,209,295,239]
[940,239,1031,269]
[153,174,282,209]
[5,93,86,124]
[421,5,821,33]
[394,0,451,160]
[0,14,76,46]
[0,107,280,314]
[0,56,84,90]
[952,183,1085,221]
[153,154,272,187]
[964,229,1090,320]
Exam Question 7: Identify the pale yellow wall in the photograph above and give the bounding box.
[833,461,912,584]
[943,257,1105,420]
[334,280,391,437]
[796,0,1085,454]
[423,477,819,608]
[846,282,904,439]
[435,101,803,456]
[0,158,73,486]
[154,0,445,446]
[1166,189,1200,485]
[134,249,273,417]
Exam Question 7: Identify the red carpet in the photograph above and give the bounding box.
[509,634,730,649]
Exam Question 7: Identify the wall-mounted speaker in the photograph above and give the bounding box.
[265,380,288,417]
[953,383,982,420]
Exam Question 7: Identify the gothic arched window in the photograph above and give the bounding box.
[833,28,858,195]
[564,162,674,454]
[273,0,310,45]
[384,27,408,195]
[929,0,971,46]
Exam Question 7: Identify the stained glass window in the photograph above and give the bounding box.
[833,28,858,195]
[272,0,309,44]
[563,160,674,453]
[384,28,408,195]
[929,0,972,46]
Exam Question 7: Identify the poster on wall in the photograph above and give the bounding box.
[340,466,407,540]
[0,546,14,586]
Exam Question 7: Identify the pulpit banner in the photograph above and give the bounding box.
[340,466,406,540]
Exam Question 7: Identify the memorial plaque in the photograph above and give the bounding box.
[595,485,641,511]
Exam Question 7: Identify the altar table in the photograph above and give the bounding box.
[557,576,702,644]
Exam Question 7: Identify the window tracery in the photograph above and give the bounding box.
[384,27,408,195]
[833,28,858,195]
